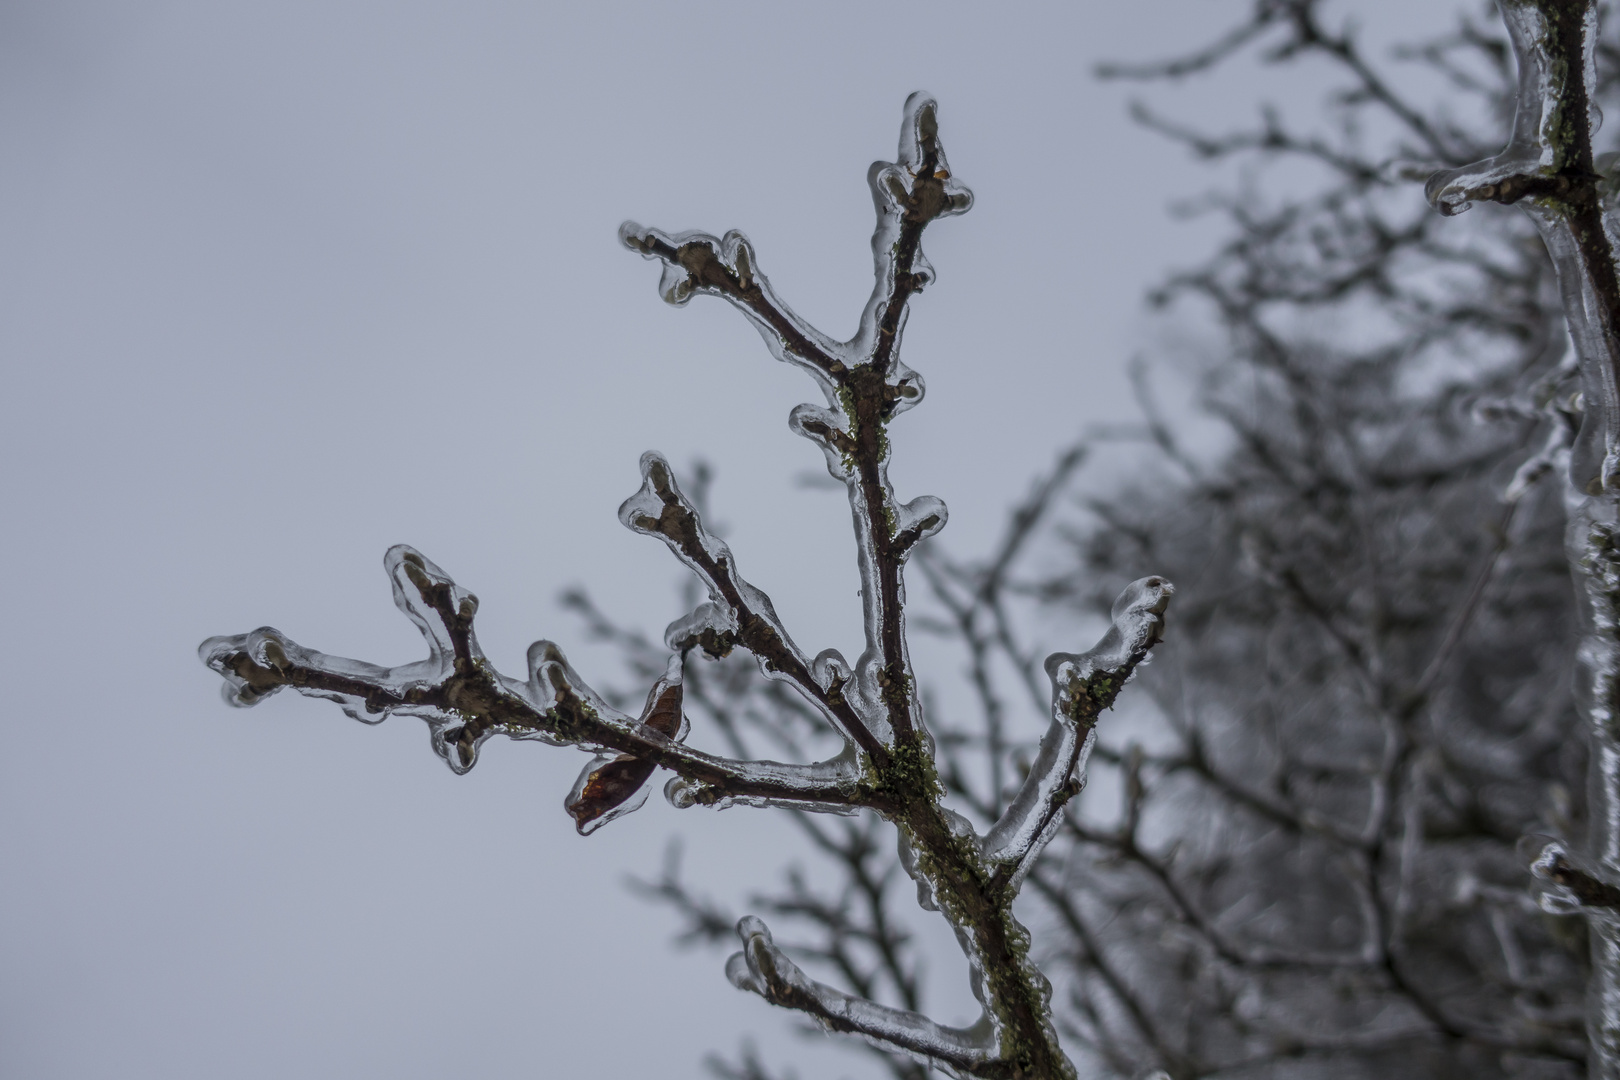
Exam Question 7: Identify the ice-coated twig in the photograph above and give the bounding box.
[1426,0,1620,493]
[623,92,970,749]
[199,545,862,810]
[616,98,1149,1079]
[617,223,847,386]
[203,94,1168,1080]
[1426,2,1620,1073]
[983,578,1172,887]
[726,916,997,1079]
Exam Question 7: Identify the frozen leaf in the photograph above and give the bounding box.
[566,657,687,835]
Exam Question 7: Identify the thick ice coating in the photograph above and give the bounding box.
[981,577,1173,890]
[1426,3,1620,1073]
[726,916,998,1079]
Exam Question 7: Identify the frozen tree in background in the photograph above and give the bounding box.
[199,95,1172,1080]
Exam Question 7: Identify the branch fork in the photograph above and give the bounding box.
[1428,2,1620,1072]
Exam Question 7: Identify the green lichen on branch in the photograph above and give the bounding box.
[869,730,942,806]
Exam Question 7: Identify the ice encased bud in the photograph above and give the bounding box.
[1045,576,1173,692]
[812,648,852,692]
[872,93,975,223]
[893,494,947,548]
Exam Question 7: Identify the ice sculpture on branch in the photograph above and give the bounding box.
[200,93,1170,1080]
[1427,1,1620,1073]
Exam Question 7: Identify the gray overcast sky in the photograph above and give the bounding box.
[0,2,1447,1078]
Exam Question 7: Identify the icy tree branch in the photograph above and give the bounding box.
[1426,1,1620,1073]
[727,916,999,1079]
[200,546,864,821]
[202,95,1169,1080]
[1426,0,1620,493]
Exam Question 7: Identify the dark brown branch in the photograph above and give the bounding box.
[621,94,970,752]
